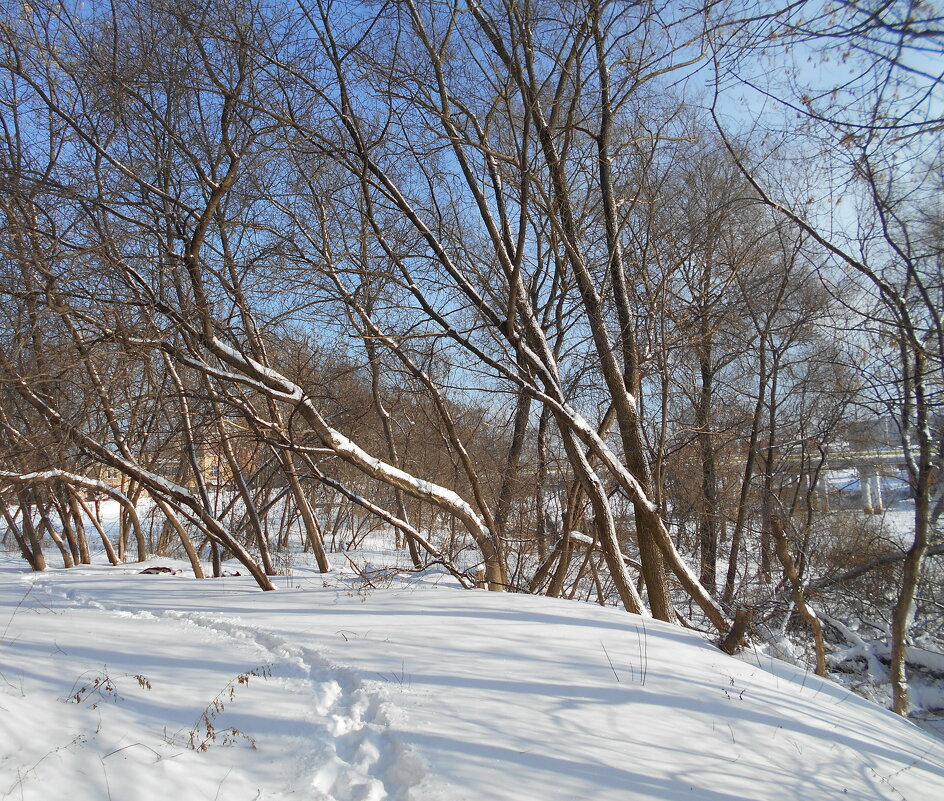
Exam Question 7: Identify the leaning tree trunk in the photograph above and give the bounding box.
[771,516,826,676]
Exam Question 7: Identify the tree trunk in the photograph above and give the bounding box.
[771,517,826,676]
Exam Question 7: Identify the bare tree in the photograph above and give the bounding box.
[713,0,944,713]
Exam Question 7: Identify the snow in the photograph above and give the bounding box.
[209,338,304,403]
[2,553,944,801]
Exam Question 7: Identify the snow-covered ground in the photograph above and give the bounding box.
[2,551,944,801]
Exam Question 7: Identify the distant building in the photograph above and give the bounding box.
[844,418,899,452]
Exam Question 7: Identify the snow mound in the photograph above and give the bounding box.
[2,557,943,800]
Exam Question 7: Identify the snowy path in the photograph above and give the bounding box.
[3,558,944,800]
[1,560,433,801]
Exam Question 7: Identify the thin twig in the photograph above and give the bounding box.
[1,582,34,645]
[600,640,620,683]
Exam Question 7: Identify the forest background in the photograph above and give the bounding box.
[0,0,941,721]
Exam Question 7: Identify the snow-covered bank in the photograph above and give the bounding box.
[2,557,943,800]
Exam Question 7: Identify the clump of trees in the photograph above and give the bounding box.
[0,0,940,716]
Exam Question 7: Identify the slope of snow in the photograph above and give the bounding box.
[2,555,943,801]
